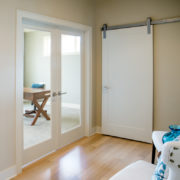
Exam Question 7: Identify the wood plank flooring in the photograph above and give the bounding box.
[12,134,152,180]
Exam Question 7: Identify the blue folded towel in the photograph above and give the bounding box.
[162,125,180,143]
[32,83,45,88]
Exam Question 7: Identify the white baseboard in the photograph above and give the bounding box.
[96,126,102,134]
[89,126,102,136]
[90,126,96,136]
[0,165,17,180]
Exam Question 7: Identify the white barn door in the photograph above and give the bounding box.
[102,26,153,143]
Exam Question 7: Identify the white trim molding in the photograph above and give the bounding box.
[90,126,102,136]
[90,127,97,136]
[96,126,102,134]
[0,166,17,180]
[16,9,93,174]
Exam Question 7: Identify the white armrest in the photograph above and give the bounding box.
[152,131,167,152]
[109,160,155,180]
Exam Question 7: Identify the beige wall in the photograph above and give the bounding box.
[154,23,180,130]
[95,0,180,130]
[0,0,95,172]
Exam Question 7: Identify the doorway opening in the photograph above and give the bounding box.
[16,10,92,173]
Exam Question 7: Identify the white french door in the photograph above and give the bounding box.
[23,25,57,164]
[22,25,85,164]
[102,26,153,143]
[57,31,85,148]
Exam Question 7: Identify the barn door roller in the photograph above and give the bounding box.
[102,16,180,39]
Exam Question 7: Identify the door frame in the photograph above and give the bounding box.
[16,10,93,174]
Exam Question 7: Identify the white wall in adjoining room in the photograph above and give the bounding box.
[61,54,81,105]
[24,31,51,89]
[24,32,81,105]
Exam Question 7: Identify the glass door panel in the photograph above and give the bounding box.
[23,28,52,149]
[61,34,81,133]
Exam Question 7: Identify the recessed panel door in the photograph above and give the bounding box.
[102,26,153,143]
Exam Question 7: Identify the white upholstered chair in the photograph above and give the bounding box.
[152,131,167,163]
[110,135,180,180]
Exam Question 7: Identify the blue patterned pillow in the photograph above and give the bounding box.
[152,134,180,180]
[151,155,168,180]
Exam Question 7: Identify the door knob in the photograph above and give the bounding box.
[103,86,110,90]
[58,91,67,96]
[52,92,57,97]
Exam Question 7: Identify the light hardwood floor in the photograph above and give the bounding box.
[12,134,152,180]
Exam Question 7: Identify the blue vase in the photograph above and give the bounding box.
[162,125,180,144]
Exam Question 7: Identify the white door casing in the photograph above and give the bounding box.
[16,10,92,173]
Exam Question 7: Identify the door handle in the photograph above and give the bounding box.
[103,86,110,90]
[58,91,67,96]
[52,92,57,97]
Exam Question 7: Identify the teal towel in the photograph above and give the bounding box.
[162,125,180,143]
[32,83,45,88]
